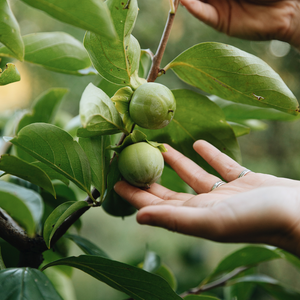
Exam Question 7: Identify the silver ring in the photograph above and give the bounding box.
[238,169,251,178]
[211,181,226,191]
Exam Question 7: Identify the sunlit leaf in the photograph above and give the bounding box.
[10,123,92,198]
[0,154,55,196]
[0,63,20,85]
[78,83,125,137]
[16,88,68,133]
[0,32,92,75]
[84,0,140,86]
[42,255,182,300]
[227,121,250,137]
[20,0,117,40]
[0,181,43,237]
[167,42,299,115]
[43,201,89,249]
[0,0,24,60]
[0,268,63,300]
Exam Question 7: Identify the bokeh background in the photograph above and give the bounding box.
[1,0,300,299]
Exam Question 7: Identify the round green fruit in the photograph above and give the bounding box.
[118,142,164,188]
[129,82,176,129]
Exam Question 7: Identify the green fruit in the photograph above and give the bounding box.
[118,142,164,188]
[129,82,176,129]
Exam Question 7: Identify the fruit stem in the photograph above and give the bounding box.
[147,0,179,82]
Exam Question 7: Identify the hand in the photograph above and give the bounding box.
[114,140,300,257]
[179,0,300,50]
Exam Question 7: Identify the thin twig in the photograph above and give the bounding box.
[147,0,180,82]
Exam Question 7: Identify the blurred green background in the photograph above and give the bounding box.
[1,0,300,299]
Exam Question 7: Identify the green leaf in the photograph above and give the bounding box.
[107,130,147,153]
[0,154,55,196]
[0,181,43,237]
[43,201,89,249]
[64,234,110,259]
[10,123,92,197]
[79,135,111,198]
[102,156,136,217]
[184,296,221,300]
[167,42,299,115]
[97,77,121,98]
[227,121,250,137]
[139,49,153,78]
[140,89,241,175]
[16,88,68,133]
[274,249,300,272]
[77,83,125,137]
[0,32,92,75]
[228,274,300,300]
[211,96,300,121]
[0,0,24,61]
[0,63,20,85]
[19,0,117,40]
[42,255,182,300]
[204,245,282,284]
[32,161,69,186]
[84,0,139,86]
[0,268,63,300]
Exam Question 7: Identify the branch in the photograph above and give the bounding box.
[147,0,180,82]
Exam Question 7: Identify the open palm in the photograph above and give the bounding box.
[115,140,300,257]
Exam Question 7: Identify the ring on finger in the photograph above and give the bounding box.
[211,180,226,191]
[238,169,251,178]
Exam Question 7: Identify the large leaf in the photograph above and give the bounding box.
[0,63,20,85]
[0,32,92,75]
[210,96,300,122]
[79,135,111,197]
[0,154,55,196]
[0,0,24,60]
[78,83,125,137]
[166,42,299,115]
[17,88,68,133]
[0,268,63,300]
[140,89,241,175]
[10,123,92,198]
[42,255,182,300]
[84,0,140,86]
[43,201,89,249]
[20,0,117,40]
[64,234,110,259]
[228,274,300,300]
[203,245,282,284]
[0,181,43,237]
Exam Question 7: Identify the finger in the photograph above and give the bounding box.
[180,0,219,29]
[147,183,194,201]
[114,181,183,209]
[136,205,222,239]
[193,140,251,182]
[163,144,220,193]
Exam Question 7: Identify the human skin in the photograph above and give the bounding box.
[115,140,300,258]
[179,0,300,51]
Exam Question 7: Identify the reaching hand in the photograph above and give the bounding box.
[114,140,300,257]
[179,0,300,49]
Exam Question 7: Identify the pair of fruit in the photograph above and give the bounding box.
[118,82,176,188]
